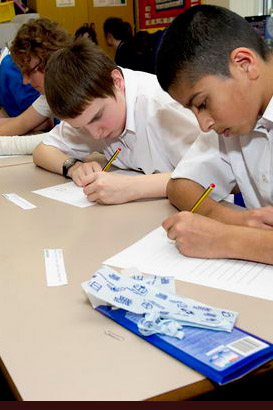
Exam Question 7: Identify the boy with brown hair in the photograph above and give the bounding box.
[33,38,215,204]
[156,5,273,264]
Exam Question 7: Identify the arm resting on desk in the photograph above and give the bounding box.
[163,211,273,265]
[0,134,44,155]
[33,142,100,180]
[0,106,50,136]
[167,178,273,230]
[82,172,171,204]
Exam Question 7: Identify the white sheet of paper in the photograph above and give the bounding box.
[32,170,141,207]
[44,249,68,286]
[32,181,94,208]
[2,193,37,210]
[104,227,273,301]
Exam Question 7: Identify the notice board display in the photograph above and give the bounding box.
[138,0,201,30]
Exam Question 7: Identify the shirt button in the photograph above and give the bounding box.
[262,174,268,183]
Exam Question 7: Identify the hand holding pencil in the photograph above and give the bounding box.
[162,182,219,257]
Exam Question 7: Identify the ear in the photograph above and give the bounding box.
[111,69,125,93]
[105,33,113,45]
[230,47,259,80]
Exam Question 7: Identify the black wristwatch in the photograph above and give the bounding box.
[62,158,83,178]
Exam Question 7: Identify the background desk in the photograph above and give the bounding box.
[0,163,272,401]
[0,155,33,168]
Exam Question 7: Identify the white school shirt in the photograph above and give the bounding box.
[42,68,213,174]
[172,96,273,209]
[32,95,54,118]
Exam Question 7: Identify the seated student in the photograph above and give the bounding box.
[0,17,72,137]
[156,5,273,265]
[0,49,39,119]
[103,17,140,70]
[33,38,215,205]
[74,23,98,45]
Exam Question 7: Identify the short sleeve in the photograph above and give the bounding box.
[172,132,237,201]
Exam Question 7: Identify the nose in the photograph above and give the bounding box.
[196,112,215,133]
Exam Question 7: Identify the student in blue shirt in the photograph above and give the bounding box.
[0,53,39,117]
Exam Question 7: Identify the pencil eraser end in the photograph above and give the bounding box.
[118,148,122,151]
[210,183,216,188]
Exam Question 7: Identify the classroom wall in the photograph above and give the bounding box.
[28,0,89,34]
[28,0,134,58]
[202,0,261,17]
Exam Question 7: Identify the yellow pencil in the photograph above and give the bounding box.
[190,183,216,213]
[102,148,121,172]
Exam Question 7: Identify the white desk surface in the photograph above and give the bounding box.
[0,163,272,401]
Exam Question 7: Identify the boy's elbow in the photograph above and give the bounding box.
[167,178,193,211]
[33,143,43,166]
[166,178,181,210]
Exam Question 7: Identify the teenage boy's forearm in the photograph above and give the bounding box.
[0,107,46,136]
[130,172,171,200]
[167,178,245,224]
[33,143,70,174]
[223,224,273,265]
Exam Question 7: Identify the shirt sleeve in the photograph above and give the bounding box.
[172,132,237,202]
[0,134,44,155]
[32,95,54,118]
[154,101,208,169]
[42,121,100,160]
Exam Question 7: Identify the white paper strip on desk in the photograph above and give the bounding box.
[32,181,95,208]
[44,249,68,286]
[104,226,273,302]
[2,193,37,210]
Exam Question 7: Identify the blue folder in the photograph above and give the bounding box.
[96,305,273,385]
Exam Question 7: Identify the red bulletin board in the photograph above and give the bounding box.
[138,0,201,30]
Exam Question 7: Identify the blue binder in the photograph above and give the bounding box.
[96,305,273,385]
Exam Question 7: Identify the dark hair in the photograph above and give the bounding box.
[10,18,72,74]
[45,38,118,119]
[75,23,98,45]
[156,5,271,91]
[103,17,132,41]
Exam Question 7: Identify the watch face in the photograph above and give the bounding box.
[64,158,77,168]
[63,158,78,178]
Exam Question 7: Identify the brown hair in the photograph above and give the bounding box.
[45,38,118,119]
[10,18,72,74]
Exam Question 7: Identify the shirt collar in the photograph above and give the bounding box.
[262,96,273,122]
[255,96,273,133]
[119,67,137,135]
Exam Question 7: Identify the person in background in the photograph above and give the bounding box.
[0,17,72,137]
[103,17,157,73]
[0,47,39,120]
[103,17,136,69]
[75,23,98,45]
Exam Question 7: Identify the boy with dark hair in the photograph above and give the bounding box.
[33,38,214,205]
[156,5,273,264]
[75,23,98,45]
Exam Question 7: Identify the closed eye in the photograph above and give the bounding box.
[90,111,102,123]
[197,100,207,111]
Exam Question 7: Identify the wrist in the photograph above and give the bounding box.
[62,158,83,179]
[67,161,82,179]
